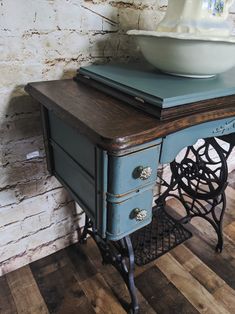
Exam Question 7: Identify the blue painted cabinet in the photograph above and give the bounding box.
[48,106,235,240]
[48,110,161,240]
[25,79,235,249]
[47,110,235,241]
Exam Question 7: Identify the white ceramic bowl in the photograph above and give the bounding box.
[127,30,235,78]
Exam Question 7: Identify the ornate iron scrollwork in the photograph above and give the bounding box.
[79,216,139,314]
[156,136,235,252]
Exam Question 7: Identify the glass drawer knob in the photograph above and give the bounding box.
[137,166,152,180]
[133,208,148,221]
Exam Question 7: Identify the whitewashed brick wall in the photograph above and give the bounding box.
[0,0,235,276]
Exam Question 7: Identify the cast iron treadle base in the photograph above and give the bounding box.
[131,206,192,266]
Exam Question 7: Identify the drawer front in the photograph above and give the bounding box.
[51,141,96,218]
[108,145,160,195]
[106,188,153,241]
[48,111,95,177]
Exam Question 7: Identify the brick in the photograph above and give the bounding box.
[0,0,56,32]
[0,0,235,277]
[0,189,72,229]
[0,62,44,88]
[0,113,42,144]
[56,0,83,30]
[0,136,44,166]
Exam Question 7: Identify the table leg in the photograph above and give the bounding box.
[157,137,235,252]
[79,217,139,314]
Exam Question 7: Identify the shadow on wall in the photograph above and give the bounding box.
[80,5,141,66]
[0,3,154,266]
[65,7,142,76]
[0,88,45,196]
[0,86,79,250]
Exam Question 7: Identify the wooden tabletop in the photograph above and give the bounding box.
[25,79,235,152]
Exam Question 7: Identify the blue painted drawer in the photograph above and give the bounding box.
[161,116,235,164]
[108,144,160,195]
[106,187,153,241]
[51,140,96,219]
[48,111,95,177]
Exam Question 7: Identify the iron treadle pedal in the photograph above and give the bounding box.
[131,206,192,266]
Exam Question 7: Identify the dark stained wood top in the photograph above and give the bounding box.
[25,79,235,152]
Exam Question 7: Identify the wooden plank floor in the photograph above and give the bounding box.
[1,170,235,314]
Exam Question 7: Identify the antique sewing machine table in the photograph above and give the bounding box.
[25,79,235,313]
